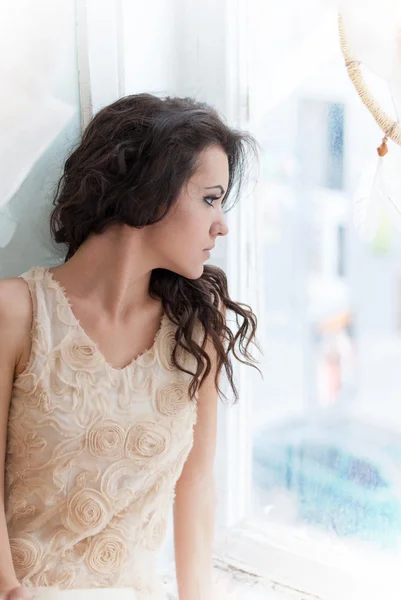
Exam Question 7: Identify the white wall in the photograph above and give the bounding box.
[122,0,180,96]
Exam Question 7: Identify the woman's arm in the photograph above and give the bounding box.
[0,279,33,599]
[173,336,220,600]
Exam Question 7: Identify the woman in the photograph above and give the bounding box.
[0,94,259,600]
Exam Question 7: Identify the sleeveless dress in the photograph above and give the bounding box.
[5,267,200,600]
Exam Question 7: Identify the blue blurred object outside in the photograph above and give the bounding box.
[253,416,401,549]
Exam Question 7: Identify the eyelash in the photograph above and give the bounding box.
[204,195,219,206]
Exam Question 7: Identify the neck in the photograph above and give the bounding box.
[53,224,159,319]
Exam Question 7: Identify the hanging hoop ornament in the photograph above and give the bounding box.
[338,12,401,242]
[338,13,401,147]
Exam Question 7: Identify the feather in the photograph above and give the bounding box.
[353,156,383,242]
[378,145,401,231]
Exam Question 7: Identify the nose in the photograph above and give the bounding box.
[211,213,229,238]
[218,219,229,237]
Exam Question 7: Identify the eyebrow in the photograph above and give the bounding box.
[204,185,225,195]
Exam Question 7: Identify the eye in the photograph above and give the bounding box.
[204,195,219,206]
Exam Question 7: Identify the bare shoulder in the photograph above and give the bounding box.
[0,277,33,365]
[0,277,32,322]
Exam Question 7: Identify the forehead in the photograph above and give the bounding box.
[191,145,229,183]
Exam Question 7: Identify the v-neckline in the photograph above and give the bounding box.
[45,267,166,373]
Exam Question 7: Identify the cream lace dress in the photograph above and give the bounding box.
[5,267,200,600]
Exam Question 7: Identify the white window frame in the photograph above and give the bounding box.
[75,0,125,131]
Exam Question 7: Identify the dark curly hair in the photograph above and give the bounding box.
[50,93,260,402]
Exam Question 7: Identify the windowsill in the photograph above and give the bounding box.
[212,520,400,600]
[164,561,317,600]
[163,522,400,600]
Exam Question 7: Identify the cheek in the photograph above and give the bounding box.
[174,208,207,241]
[152,202,209,258]
[170,224,203,258]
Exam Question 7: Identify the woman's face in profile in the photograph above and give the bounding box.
[145,144,230,279]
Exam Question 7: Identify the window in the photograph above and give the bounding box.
[218,1,401,598]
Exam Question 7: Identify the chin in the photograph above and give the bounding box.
[173,264,204,280]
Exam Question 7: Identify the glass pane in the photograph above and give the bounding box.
[248,0,401,565]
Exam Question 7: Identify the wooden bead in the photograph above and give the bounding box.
[377,137,389,157]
